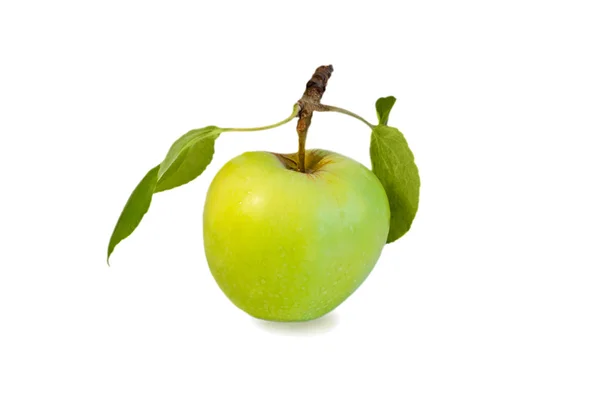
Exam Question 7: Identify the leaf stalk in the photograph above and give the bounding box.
[222,104,300,133]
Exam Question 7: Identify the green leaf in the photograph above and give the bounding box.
[375,96,396,126]
[155,126,222,192]
[107,165,160,263]
[370,124,420,243]
[107,126,224,263]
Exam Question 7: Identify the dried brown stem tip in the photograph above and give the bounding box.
[296,65,334,172]
[303,65,334,103]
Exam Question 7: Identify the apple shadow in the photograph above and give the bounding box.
[252,312,340,336]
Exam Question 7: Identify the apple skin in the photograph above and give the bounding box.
[203,149,390,321]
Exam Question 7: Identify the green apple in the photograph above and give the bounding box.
[203,149,390,321]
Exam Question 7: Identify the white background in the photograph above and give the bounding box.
[1,1,599,399]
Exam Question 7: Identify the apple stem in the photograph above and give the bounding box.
[296,65,334,173]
